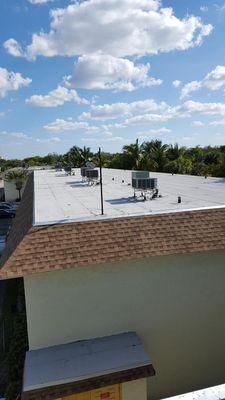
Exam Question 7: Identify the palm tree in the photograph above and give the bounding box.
[66,146,82,167]
[5,169,29,200]
[141,140,168,172]
[167,143,186,161]
[164,143,192,174]
[66,146,93,167]
[79,146,93,165]
[186,146,204,163]
[123,139,142,170]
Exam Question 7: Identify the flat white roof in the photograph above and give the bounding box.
[34,168,225,226]
[163,383,225,400]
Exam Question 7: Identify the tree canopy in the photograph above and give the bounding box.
[1,141,225,177]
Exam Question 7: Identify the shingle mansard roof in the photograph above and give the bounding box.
[1,173,225,280]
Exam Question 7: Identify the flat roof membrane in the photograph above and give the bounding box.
[34,169,225,226]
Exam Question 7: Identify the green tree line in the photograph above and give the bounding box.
[1,140,225,177]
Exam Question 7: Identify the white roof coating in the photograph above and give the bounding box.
[34,168,225,225]
[163,383,225,400]
[23,332,151,391]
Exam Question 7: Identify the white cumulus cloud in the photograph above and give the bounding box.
[192,120,204,126]
[0,131,29,140]
[10,132,29,139]
[82,134,123,143]
[214,3,225,13]
[0,67,31,98]
[80,99,170,120]
[148,127,171,134]
[43,98,225,136]
[65,54,162,91]
[43,119,89,132]
[183,100,225,115]
[180,81,202,99]
[26,85,89,107]
[43,119,101,133]
[123,113,175,125]
[36,136,61,143]
[210,119,225,126]
[203,65,225,90]
[139,127,171,139]
[200,6,208,12]
[28,0,54,4]
[4,39,23,57]
[4,0,212,60]
[139,127,171,136]
[172,80,181,88]
[181,65,225,98]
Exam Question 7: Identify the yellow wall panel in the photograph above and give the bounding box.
[91,385,120,400]
[63,392,91,400]
[62,385,120,400]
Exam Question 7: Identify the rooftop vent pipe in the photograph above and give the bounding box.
[99,147,104,215]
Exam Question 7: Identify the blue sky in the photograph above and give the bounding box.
[1,0,225,159]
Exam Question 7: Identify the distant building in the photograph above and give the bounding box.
[0,168,27,202]
[3,179,25,202]
[0,178,4,201]
[0,169,225,400]
[1,166,54,202]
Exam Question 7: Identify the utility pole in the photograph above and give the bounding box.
[99,147,104,215]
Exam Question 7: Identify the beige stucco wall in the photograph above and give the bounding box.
[121,379,147,400]
[24,250,225,399]
[4,180,25,202]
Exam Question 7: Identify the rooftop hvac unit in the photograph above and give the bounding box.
[132,177,157,190]
[81,166,98,184]
[132,171,150,180]
[81,166,87,177]
[64,165,72,174]
[86,169,99,180]
[55,163,62,171]
[131,171,158,200]
[86,161,96,170]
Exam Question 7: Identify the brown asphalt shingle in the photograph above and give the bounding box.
[0,172,225,279]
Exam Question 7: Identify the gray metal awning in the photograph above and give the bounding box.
[22,332,155,400]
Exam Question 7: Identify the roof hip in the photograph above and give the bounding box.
[1,173,225,279]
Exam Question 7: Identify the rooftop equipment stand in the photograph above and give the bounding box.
[99,147,104,215]
[132,171,158,201]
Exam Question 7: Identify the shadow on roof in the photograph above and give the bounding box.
[209,178,225,185]
[65,181,87,188]
[106,197,142,205]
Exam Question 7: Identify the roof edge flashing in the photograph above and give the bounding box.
[33,204,225,228]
